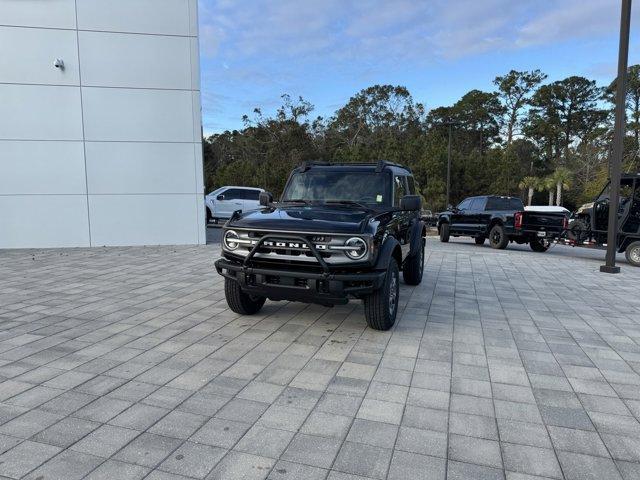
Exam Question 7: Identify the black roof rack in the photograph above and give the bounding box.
[298,161,407,172]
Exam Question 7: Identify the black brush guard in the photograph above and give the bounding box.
[215,233,386,306]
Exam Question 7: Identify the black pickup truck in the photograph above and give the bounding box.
[437,195,568,251]
[215,161,427,330]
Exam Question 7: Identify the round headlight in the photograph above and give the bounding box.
[223,230,240,250]
[344,237,367,259]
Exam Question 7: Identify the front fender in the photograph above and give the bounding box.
[374,236,401,270]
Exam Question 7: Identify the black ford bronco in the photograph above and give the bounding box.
[215,161,426,330]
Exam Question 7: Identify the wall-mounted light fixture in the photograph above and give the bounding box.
[53,58,65,71]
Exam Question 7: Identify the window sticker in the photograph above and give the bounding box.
[376,195,383,203]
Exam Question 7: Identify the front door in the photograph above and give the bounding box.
[216,188,244,218]
[451,199,472,234]
[393,175,412,257]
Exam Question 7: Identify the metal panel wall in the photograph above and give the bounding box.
[0,0,204,248]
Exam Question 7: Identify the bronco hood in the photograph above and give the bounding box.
[227,205,373,234]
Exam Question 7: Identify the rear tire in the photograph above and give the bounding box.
[364,260,399,331]
[206,208,212,224]
[224,279,266,314]
[489,224,509,249]
[439,223,450,243]
[530,238,550,252]
[474,236,486,245]
[625,241,640,267]
[403,240,424,285]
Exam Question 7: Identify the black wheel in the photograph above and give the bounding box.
[403,240,424,285]
[364,260,400,331]
[206,208,212,224]
[439,223,450,243]
[224,279,266,314]
[474,236,485,245]
[488,224,509,249]
[530,238,550,252]
[625,241,640,267]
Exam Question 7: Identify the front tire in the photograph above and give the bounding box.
[403,240,425,285]
[489,224,509,249]
[625,241,640,267]
[364,260,400,331]
[224,279,266,314]
[530,238,550,252]
[439,223,450,243]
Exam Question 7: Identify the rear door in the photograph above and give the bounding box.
[215,188,244,218]
[241,189,261,212]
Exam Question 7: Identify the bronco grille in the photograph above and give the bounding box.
[226,230,369,265]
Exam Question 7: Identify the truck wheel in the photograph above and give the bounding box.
[364,260,399,331]
[439,223,450,243]
[403,240,424,285]
[474,236,485,245]
[530,238,550,252]
[625,241,640,267]
[224,278,266,314]
[489,225,509,249]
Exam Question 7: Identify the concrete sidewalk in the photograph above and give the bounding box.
[0,239,639,480]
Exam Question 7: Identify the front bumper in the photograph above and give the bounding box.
[215,258,386,306]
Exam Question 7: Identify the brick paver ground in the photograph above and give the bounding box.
[1,238,639,480]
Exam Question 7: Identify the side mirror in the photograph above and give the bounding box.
[259,191,274,206]
[216,194,224,201]
[400,195,421,211]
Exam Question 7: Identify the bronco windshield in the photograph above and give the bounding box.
[281,170,391,206]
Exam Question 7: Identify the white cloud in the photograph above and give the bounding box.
[198,0,636,63]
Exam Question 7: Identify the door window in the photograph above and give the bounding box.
[457,199,471,211]
[469,198,484,211]
[394,176,407,206]
[241,190,261,201]
[485,197,524,211]
[223,189,243,200]
[406,176,416,195]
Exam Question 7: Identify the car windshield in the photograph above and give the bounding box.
[281,170,390,206]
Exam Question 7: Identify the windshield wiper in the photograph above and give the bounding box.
[323,200,374,212]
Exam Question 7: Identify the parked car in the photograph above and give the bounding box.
[437,195,568,251]
[205,186,265,224]
[214,161,426,330]
[566,173,640,266]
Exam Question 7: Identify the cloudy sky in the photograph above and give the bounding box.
[198,0,640,134]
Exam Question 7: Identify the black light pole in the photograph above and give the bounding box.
[601,0,632,274]
[447,122,452,207]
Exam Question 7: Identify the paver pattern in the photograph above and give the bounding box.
[0,238,639,480]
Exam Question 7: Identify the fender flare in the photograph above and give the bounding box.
[374,236,402,270]
[408,220,426,257]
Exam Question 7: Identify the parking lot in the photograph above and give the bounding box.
[0,238,639,480]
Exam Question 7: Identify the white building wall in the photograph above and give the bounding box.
[0,0,205,248]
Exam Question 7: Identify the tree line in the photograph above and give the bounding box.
[203,66,640,211]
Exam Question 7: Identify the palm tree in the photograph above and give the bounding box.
[540,176,555,206]
[550,167,572,206]
[518,176,540,206]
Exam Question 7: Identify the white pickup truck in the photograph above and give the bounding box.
[205,186,264,224]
